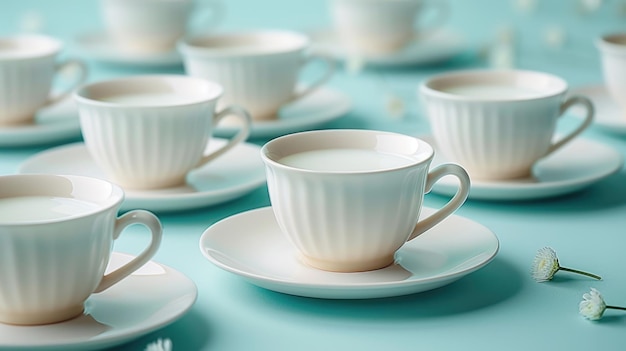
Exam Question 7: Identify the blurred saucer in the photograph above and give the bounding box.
[423,136,623,201]
[309,28,467,67]
[569,85,626,134]
[75,32,182,67]
[0,252,197,351]
[213,87,351,139]
[0,97,79,147]
[199,206,499,299]
[19,139,266,213]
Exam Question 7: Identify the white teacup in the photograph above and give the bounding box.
[330,0,448,55]
[0,174,162,325]
[74,75,251,190]
[101,0,222,54]
[0,34,87,126]
[261,129,470,272]
[178,30,335,121]
[597,33,626,111]
[420,69,594,180]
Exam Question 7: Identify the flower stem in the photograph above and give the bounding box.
[606,305,626,311]
[559,266,602,280]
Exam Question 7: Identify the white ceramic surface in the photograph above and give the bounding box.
[0,175,162,325]
[570,85,626,134]
[596,33,626,111]
[179,30,334,121]
[199,206,499,299]
[75,32,182,67]
[18,139,266,212]
[0,97,79,147]
[309,28,466,66]
[213,87,351,139]
[420,69,594,180]
[0,34,86,125]
[75,75,251,190]
[330,0,447,55]
[0,252,197,350]
[423,135,623,201]
[261,129,469,272]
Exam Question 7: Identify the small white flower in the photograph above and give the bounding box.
[531,247,601,282]
[19,11,44,33]
[145,338,173,351]
[513,0,538,14]
[385,94,405,119]
[579,288,606,321]
[543,26,566,50]
[578,0,603,13]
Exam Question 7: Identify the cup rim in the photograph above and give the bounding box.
[261,129,434,174]
[0,34,62,61]
[419,69,568,102]
[0,174,124,226]
[597,33,626,54]
[178,30,310,58]
[73,74,224,108]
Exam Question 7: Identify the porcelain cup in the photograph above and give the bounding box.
[597,33,626,111]
[330,0,448,55]
[101,0,222,54]
[178,30,335,122]
[261,129,470,272]
[74,75,251,190]
[420,69,594,181]
[0,174,162,325]
[0,34,87,126]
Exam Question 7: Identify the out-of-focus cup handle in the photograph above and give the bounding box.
[289,52,336,103]
[544,95,594,157]
[44,58,88,108]
[407,163,470,241]
[413,0,449,39]
[195,105,252,168]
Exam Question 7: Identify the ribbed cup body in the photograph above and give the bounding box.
[424,97,561,180]
[78,102,214,189]
[331,0,421,54]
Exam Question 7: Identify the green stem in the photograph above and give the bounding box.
[559,266,602,280]
[606,305,626,311]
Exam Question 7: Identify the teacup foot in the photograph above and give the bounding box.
[0,304,84,326]
[299,254,395,273]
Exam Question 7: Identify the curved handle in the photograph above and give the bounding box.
[288,52,335,103]
[194,105,252,169]
[94,210,163,293]
[407,163,470,241]
[44,58,88,108]
[544,95,594,157]
[189,0,224,34]
[414,0,449,39]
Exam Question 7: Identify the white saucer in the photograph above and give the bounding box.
[0,98,79,147]
[423,136,623,201]
[75,32,182,67]
[213,87,351,139]
[199,206,499,299]
[309,28,467,67]
[18,139,266,212]
[569,85,626,134]
[0,252,197,351]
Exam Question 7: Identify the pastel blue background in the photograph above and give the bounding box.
[1,0,626,350]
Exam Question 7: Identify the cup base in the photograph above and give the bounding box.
[0,114,36,127]
[109,174,187,190]
[0,304,84,326]
[468,168,533,181]
[299,253,395,273]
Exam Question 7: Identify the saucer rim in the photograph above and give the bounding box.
[199,206,499,298]
[0,252,198,350]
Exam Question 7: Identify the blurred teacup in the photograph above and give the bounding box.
[330,0,448,55]
[261,129,470,272]
[0,34,87,126]
[101,0,222,54]
[0,174,162,325]
[420,69,594,180]
[597,33,626,111]
[178,30,335,122]
[74,75,251,190]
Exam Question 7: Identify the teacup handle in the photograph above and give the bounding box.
[544,95,594,157]
[414,0,449,39]
[195,105,252,168]
[189,0,224,33]
[44,58,88,108]
[289,53,336,103]
[407,163,470,241]
[94,210,163,293]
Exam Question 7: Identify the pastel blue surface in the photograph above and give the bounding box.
[1,0,626,350]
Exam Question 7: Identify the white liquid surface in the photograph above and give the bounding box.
[0,196,100,223]
[278,149,415,172]
[441,84,544,99]
[98,93,199,106]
